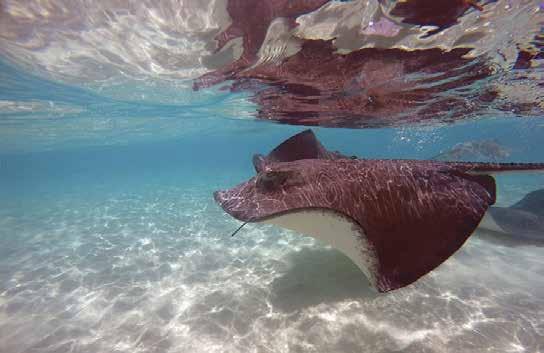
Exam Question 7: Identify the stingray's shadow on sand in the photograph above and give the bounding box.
[268,233,544,313]
[269,247,378,312]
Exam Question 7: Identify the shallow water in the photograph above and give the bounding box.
[1,1,544,352]
[2,132,544,353]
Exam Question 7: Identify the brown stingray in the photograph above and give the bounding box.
[431,139,511,162]
[214,130,544,292]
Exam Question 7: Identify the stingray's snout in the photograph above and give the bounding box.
[213,190,227,205]
[213,189,239,216]
[213,188,256,223]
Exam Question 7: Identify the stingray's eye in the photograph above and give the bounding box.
[350,155,358,160]
[256,170,290,192]
[252,154,267,173]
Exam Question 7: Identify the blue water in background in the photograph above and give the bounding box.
[2,58,544,353]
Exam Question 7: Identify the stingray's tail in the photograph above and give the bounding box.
[446,161,544,174]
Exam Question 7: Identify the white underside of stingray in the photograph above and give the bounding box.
[260,208,507,288]
[260,208,380,288]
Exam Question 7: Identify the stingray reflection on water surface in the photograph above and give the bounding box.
[1,0,542,131]
[194,0,543,128]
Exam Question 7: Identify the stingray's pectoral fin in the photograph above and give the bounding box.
[358,170,497,292]
[258,181,495,293]
[447,171,496,204]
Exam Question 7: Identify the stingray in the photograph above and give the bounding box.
[214,130,544,292]
[431,140,511,162]
[479,189,544,244]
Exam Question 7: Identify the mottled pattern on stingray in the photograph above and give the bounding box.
[215,158,497,292]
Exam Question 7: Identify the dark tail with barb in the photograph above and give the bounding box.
[445,161,544,174]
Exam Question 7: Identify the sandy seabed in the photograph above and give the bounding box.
[0,184,543,353]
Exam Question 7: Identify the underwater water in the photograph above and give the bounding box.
[1,1,544,352]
